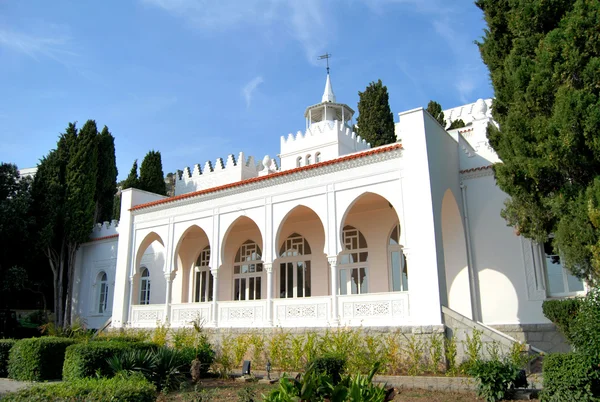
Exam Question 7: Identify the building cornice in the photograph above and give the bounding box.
[83,234,119,244]
[131,143,403,213]
[460,164,495,180]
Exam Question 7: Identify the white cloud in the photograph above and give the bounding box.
[242,76,264,108]
[0,25,75,64]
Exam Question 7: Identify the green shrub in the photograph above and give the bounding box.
[541,352,600,401]
[467,360,522,402]
[1,372,156,402]
[62,341,156,381]
[0,339,16,377]
[310,354,346,385]
[8,337,77,381]
[542,298,583,343]
[177,343,215,377]
[570,288,600,359]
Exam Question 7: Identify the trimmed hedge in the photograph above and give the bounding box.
[1,373,156,402]
[310,354,347,385]
[63,341,157,381]
[541,353,600,401]
[542,298,582,343]
[8,337,77,381]
[0,339,16,377]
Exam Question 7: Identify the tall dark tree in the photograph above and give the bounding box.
[95,126,118,223]
[139,150,167,195]
[122,160,140,190]
[476,0,600,282]
[356,80,396,146]
[426,101,445,127]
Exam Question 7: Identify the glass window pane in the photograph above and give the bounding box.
[359,252,368,262]
[256,277,262,299]
[566,272,584,292]
[358,233,367,248]
[240,278,246,300]
[208,273,214,302]
[249,277,255,300]
[200,271,207,302]
[287,263,293,298]
[402,254,409,291]
[545,254,565,294]
[351,269,359,294]
[297,262,304,298]
[360,268,368,294]
[280,263,286,298]
[339,270,347,295]
[195,272,201,302]
[305,261,311,297]
[234,265,240,274]
[391,251,401,291]
[257,264,263,272]
[234,278,240,300]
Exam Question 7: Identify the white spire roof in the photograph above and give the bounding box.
[321,73,336,103]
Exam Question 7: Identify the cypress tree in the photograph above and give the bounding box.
[95,126,118,223]
[476,0,600,281]
[139,150,167,195]
[356,80,396,147]
[426,101,445,127]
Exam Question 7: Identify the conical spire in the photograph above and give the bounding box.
[321,73,336,103]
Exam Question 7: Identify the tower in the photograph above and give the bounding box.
[279,72,370,171]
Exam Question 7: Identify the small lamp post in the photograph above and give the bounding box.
[266,360,272,380]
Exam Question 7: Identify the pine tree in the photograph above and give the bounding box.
[95,126,118,223]
[426,101,445,127]
[139,150,167,195]
[476,0,600,282]
[356,80,396,147]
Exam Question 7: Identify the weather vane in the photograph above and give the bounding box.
[318,53,332,74]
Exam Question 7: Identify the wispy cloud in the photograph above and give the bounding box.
[242,76,264,108]
[141,0,329,63]
[0,25,76,65]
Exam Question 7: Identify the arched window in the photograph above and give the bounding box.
[194,246,213,302]
[388,224,408,291]
[339,225,369,295]
[296,157,302,168]
[306,154,312,165]
[97,271,109,314]
[233,240,263,300]
[315,152,321,163]
[140,267,151,305]
[278,233,312,298]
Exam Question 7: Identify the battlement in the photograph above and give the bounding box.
[278,120,370,171]
[90,220,119,240]
[175,152,260,195]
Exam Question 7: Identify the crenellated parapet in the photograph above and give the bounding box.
[90,220,119,240]
[175,152,260,195]
[279,120,371,171]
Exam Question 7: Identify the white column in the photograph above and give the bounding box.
[164,272,173,323]
[127,275,134,326]
[210,267,219,326]
[328,256,339,325]
[264,263,273,326]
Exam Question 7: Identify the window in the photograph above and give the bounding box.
[543,241,584,296]
[315,152,321,163]
[388,224,408,291]
[296,157,302,168]
[140,267,151,305]
[97,271,109,314]
[306,154,312,165]
[339,225,369,295]
[233,240,263,300]
[278,233,312,298]
[194,246,213,302]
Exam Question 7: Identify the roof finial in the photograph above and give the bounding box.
[318,53,331,74]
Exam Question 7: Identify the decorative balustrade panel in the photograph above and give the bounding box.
[273,296,330,327]
[218,300,267,327]
[338,292,409,326]
[130,304,165,327]
[170,303,212,327]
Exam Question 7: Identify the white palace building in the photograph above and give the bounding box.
[72,73,584,351]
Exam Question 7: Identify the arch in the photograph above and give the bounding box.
[134,231,165,276]
[441,188,472,318]
[274,205,328,298]
[315,152,321,163]
[338,192,401,294]
[338,191,402,254]
[220,215,264,264]
[172,224,210,303]
[306,154,312,165]
[296,156,302,167]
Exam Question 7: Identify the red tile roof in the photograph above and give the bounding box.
[460,165,494,174]
[131,143,403,211]
[87,234,119,243]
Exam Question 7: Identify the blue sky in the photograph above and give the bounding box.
[0,0,493,180]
